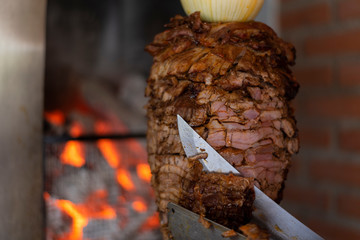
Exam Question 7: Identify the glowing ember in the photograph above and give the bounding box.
[44,192,50,201]
[95,121,121,168]
[97,139,121,168]
[44,110,65,126]
[136,164,152,182]
[60,122,85,167]
[56,199,88,240]
[69,122,82,137]
[46,190,116,240]
[126,139,147,159]
[141,212,160,231]
[96,118,147,165]
[94,121,112,134]
[46,114,160,238]
[79,190,116,219]
[60,141,85,167]
[132,198,148,213]
[116,168,135,191]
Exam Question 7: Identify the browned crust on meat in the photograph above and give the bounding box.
[146,12,299,239]
[239,223,270,240]
[145,12,298,100]
[179,160,255,230]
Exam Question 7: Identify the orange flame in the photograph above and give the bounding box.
[95,121,121,168]
[44,110,65,126]
[60,122,85,167]
[45,108,160,237]
[56,199,88,240]
[97,139,121,168]
[132,198,148,213]
[141,212,160,231]
[95,118,147,165]
[116,168,135,191]
[43,192,50,201]
[126,139,147,160]
[79,190,116,219]
[60,141,85,167]
[136,164,152,182]
[69,122,82,137]
[94,121,112,134]
[47,190,116,240]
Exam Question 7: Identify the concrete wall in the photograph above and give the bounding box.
[0,0,46,239]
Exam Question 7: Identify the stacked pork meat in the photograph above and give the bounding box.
[145,12,299,239]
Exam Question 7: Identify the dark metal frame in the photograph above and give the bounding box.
[43,133,146,144]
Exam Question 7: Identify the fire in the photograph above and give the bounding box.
[136,164,152,182]
[69,122,82,137]
[46,190,116,240]
[95,121,137,191]
[60,141,85,167]
[60,122,85,167]
[46,115,160,238]
[56,199,88,240]
[97,139,121,168]
[44,110,65,126]
[94,121,111,134]
[79,190,116,219]
[97,117,147,164]
[127,139,147,158]
[44,192,50,201]
[141,212,160,231]
[116,168,135,191]
[95,121,121,168]
[132,198,148,213]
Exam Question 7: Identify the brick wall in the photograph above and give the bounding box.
[280,0,360,239]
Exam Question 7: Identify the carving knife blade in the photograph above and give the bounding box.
[177,114,323,240]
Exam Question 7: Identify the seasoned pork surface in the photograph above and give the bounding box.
[146,12,298,239]
[180,160,255,230]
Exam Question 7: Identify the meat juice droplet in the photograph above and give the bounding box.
[274,224,283,233]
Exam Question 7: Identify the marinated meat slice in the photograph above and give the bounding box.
[239,223,270,240]
[206,119,226,149]
[218,147,244,167]
[149,154,200,224]
[221,229,238,238]
[281,118,296,138]
[180,161,255,230]
[243,109,260,120]
[146,12,299,239]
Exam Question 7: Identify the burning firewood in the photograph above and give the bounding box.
[45,112,161,239]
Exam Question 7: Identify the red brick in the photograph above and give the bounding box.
[281,0,295,3]
[337,193,360,219]
[310,160,360,188]
[305,95,360,118]
[305,29,360,56]
[289,155,301,177]
[299,126,331,148]
[292,98,302,113]
[283,184,329,210]
[281,3,331,30]
[339,61,360,86]
[285,156,302,184]
[339,130,360,152]
[307,218,360,240]
[294,65,333,86]
[338,0,360,21]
